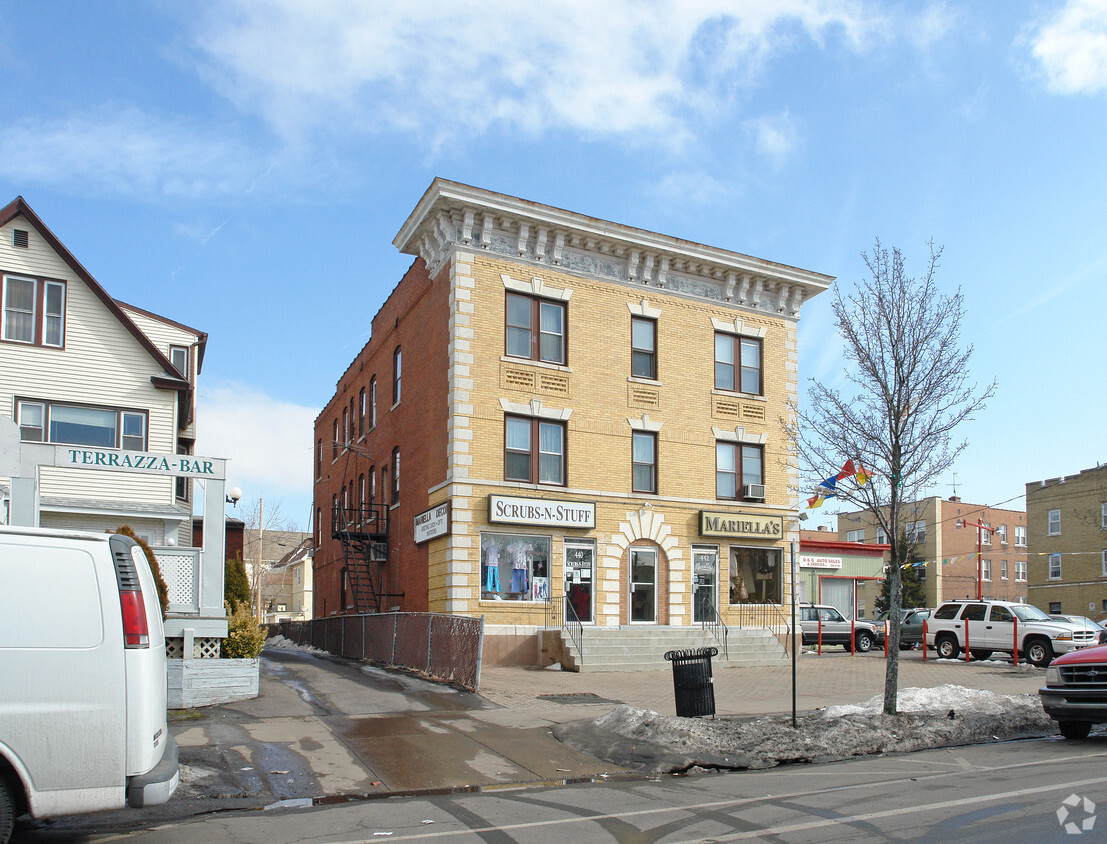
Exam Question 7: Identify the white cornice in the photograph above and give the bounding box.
[394,179,832,317]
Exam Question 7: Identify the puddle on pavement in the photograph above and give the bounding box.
[342,715,435,739]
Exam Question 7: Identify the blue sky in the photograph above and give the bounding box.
[2,1,1105,532]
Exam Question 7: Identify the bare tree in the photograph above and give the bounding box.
[789,240,995,715]
[240,497,295,620]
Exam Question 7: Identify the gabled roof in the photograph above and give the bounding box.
[0,196,196,393]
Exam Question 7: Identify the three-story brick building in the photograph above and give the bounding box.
[313,179,831,663]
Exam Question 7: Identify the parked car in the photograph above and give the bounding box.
[0,526,178,844]
[1050,615,1107,645]
[926,600,1100,667]
[798,604,878,652]
[873,608,932,649]
[1039,643,1107,739]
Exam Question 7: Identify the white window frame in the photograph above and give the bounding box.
[169,344,190,379]
[1102,503,1107,530]
[1048,553,1062,580]
[1001,559,1008,580]
[1015,525,1027,546]
[997,524,1007,544]
[1101,550,1107,578]
[906,520,926,543]
[876,529,888,545]
[2,275,65,347]
[1048,509,1061,536]
[17,400,148,450]
[982,559,991,581]
[1016,560,1027,582]
[981,522,991,545]
[16,400,44,441]
[846,529,864,543]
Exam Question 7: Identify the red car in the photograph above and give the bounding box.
[1039,643,1107,739]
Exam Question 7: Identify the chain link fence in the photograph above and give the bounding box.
[271,613,485,691]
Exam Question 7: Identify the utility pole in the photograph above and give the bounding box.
[255,497,264,622]
[962,516,998,600]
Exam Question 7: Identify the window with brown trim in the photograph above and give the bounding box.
[505,292,566,364]
[358,388,366,438]
[391,447,400,504]
[505,415,565,485]
[632,431,657,493]
[392,347,402,405]
[2,275,65,348]
[631,317,656,379]
[716,442,764,500]
[714,332,762,395]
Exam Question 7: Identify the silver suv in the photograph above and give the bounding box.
[926,600,1099,666]
[799,604,878,652]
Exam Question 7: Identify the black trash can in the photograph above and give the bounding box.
[664,646,717,717]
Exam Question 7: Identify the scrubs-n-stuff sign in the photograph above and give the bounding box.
[488,494,596,528]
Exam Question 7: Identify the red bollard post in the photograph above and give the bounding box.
[818,618,822,654]
[851,619,855,657]
[1013,617,1019,666]
[965,620,971,663]
[884,620,889,657]
[922,619,928,661]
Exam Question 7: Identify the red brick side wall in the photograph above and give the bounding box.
[313,258,450,616]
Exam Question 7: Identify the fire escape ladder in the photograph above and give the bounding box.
[331,504,390,614]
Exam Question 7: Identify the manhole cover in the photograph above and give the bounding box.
[537,693,622,705]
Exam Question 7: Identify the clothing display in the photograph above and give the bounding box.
[483,541,502,593]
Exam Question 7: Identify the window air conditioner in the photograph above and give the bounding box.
[743,483,766,500]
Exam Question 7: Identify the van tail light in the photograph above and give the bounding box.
[120,589,150,648]
[110,536,151,649]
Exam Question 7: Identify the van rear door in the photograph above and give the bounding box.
[0,535,127,816]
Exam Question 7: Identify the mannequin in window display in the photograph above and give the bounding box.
[483,539,502,593]
[506,539,530,595]
[729,570,749,603]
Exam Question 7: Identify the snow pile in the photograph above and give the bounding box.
[265,635,326,654]
[558,685,1056,774]
[824,684,1015,717]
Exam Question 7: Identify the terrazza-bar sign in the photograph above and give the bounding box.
[53,446,226,479]
[700,511,783,539]
[488,494,595,528]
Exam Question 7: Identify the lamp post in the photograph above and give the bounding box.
[789,511,807,728]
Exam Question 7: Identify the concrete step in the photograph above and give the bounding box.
[553,625,790,672]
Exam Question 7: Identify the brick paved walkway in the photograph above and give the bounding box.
[476,651,1045,724]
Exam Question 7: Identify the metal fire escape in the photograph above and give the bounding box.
[331,503,399,613]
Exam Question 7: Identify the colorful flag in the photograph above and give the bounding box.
[855,463,869,485]
[807,494,826,508]
[837,459,855,480]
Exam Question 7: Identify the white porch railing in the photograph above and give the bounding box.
[153,546,201,615]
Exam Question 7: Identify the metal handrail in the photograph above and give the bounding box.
[545,595,584,663]
[697,597,729,659]
[731,601,792,654]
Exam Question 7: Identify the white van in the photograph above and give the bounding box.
[0,526,179,842]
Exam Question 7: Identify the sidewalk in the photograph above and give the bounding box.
[476,649,1046,725]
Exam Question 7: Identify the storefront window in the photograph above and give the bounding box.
[481,532,550,601]
[729,546,782,604]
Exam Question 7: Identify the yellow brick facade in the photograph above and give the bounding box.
[388,180,832,639]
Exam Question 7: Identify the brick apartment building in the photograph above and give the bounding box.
[838,496,1028,611]
[313,179,831,663]
[1026,464,1107,618]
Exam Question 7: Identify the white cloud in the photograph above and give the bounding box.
[1027,0,1107,94]
[195,381,318,501]
[0,107,270,201]
[187,0,886,146]
[744,111,801,168]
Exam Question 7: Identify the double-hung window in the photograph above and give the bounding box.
[714,333,761,394]
[846,529,864,543]
[1048,509,1061,536]
[906,520,926,543]
[1015,525,1027,546]
[631,317,656,379]
[392,348,402,406]
[1102,550,1107,578]
[3,275,65,347]
[505,415,565,485]
[17,400,147,450]
[632,431,657,493]
[1048,553,1062,580]
[391,447,400,504]
[1016,560,1027,581]
[506,293,566,364]
[715,442,763,500]
[170,345,190,379]
[358,388,366,438]
[369,377,377,428]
